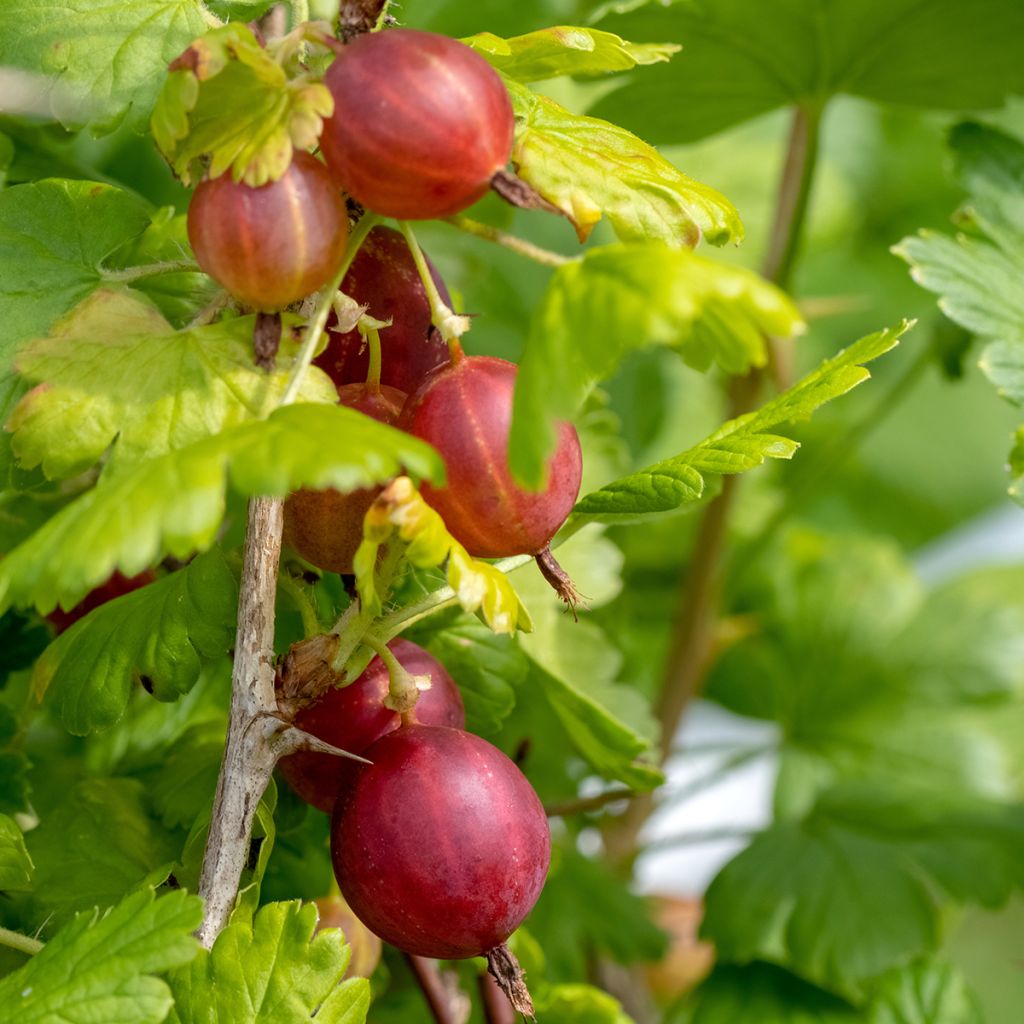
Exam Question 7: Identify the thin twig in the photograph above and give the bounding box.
[479,969,516,1024]
[405,954,460,1024]
[99,258,198,283]
[196,496,285,948]
[642,826,755,853]
[280,214,380,406]
[545,787,637,817]
[444,216,569,268]
[0,926,43,957]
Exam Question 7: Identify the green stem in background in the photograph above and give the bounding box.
[444,215,569,268]
[289,0,309,28]
[364,325,382,389]
[0,926,43,957]
[277,573,322,637]
[605,102,825,867]
[398,221,471,358]
[642,826,755,853]
[280,214,380,407]
[100,259,198,283]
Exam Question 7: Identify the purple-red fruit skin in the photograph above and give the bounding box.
[402,356,583,558]
[283,383,406,574]
[187,151,348,311]
[279,640,463,814]
[331,725,550,959]
[316,226,450,394]
[320,29,514,219]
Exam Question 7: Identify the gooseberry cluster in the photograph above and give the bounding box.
[186,25,579,993]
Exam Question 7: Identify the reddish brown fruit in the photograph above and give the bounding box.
[401,356,582,558]
[283,382,406,574]
[187,151,348,311]
[331,725,550,959]
[316,226,450,393]
[279,639,464,814]
[47,570,157,634]
[320,29,514,219]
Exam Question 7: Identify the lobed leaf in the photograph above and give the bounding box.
[592,0,1024,144]
[152,22,334,186]
[510,242,801,487]
[572,323,906,523]
[464,25,679,82]
[166,900,368,1024]
[0,0,210,134]
[10,289,336,478]
[355,477,532,635]
[0,405,442,616]
[31,551,238,735]
[868,962,983,1024]
[25,778,178,920]
[0,887,202,1024]
[507,80,742,248]
[0,812,33,892]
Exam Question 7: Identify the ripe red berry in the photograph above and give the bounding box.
[331,725,550,959]
[187,151,348,310]
[47,570,156,634]
[316,226,450,394]
[320,29,515,219]
[402,356,583,558]
[283,382,406,574]
[279,640,464,814]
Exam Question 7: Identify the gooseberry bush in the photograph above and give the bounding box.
[2,1,1024,1022]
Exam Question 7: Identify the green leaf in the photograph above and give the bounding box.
[408,611,526,737]
[679,963,863,1024]
[702,781,1024,998]
[507,82,742,248]
[0,0,210,134]
[707,530,1022,808]
[0,180,153,375]
[0,888,202,1024]
[31,551,238,735]
[464,25,679,81]
[152,23,335,187]
[0,705,31,816]
[166,900,368,1023]
[894,123,1024,496]
[0,813,33,892]
[510,242,802,487]
[0,404,442,616]
[591,0,1024,144]
[150,721,226,829]
[572,323,905,523]
[25,778,178,920]
[10,288,336,478]
[701,818,939,998]
[868,962,982,1024]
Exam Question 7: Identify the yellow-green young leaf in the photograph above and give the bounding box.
[0,406,442,616]
[9,288,336,479]
[464,25,679,82]
[0,813,33,892]
[507,79,742,248]
[510,242,803,487]
[0,888,202,1024]
[166,901,367,1024]
[31,551,238,735]
[152,22,334,186]
[355,477,532,635]
[572,323,908,524]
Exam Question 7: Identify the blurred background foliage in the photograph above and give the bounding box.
[3,0,1024,1021]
